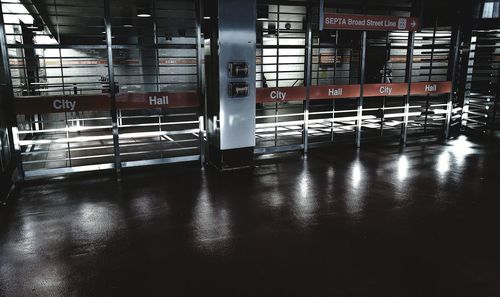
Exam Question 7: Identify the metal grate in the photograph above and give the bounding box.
[462,29,500,134]
[406,25,453,137]
[255,3,306,151]
[2,0,202,178]
[110,0,201,167]
[4,0,116,176]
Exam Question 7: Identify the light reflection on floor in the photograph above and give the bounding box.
[1,135,498,296]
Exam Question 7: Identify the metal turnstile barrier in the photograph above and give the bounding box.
[254,1,459,155]
[255,3,307,153]
[1,0,465,178]
[3,0,203,178]
[462,29,500,134]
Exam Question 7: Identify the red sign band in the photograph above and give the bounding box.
[15,94,111,114]
[15,92,201,114]
[410,81,452,95]
[363,83,408,97]
[310,84,360,100]
[256,81,451,103]
[15,82,450,114]
[323,13,420,32]
[116,92,201,110]
[256,87,306,103]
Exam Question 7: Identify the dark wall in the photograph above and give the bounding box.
[0,43,16,201]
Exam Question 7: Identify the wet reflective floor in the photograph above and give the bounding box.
[1,136,500,296]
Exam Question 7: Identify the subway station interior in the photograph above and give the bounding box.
[0,0,499,295]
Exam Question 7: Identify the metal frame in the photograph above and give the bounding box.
[1,0,472,176]
[494,67,500,131]
[303,2,312,153]
[2,0,204,180]
[104,0,121,175]
[195,0,205,164]
[461,28,500,134]
[256,0,459,155]
[0,3,23,180]
[459,0,500,135]
[423,18,438,134]
[255,2,307,151]
[445,26,462,138]
[401,31,415,145]
[357,31,366,148]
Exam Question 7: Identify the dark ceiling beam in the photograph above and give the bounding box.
[20,0,59,42]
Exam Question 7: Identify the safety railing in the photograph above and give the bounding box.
[13,91,202,178]
[255,81,453,154]
[116,92,202,168]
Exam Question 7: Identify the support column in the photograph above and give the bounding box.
[206,0,256,170]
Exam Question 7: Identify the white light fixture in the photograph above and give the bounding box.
[137,7,151,18]
[203,16,210,20]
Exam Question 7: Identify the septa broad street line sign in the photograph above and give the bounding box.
[323,13,420,32]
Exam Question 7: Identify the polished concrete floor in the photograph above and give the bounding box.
[1,136,499,297]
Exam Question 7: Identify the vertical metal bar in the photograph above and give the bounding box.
[380,31,390,136]
[492,68,500,132]
[424,17,438,134]
[159,114,163,159]
[319,0,324,31]
[330,29,338,141]
[256,10,265,147]
[195,0,204,164]
[357,31,366,148]
[54,0,71,168]
[153,0,160,93]
[260,17,265,88]
[316,38,320,86]
[274,103,278,146]
[401,31,415,145]
[20,40,28,96]
[457,1,474,129]
[445,26,462,139]
[492,63,500,130]
[64,112,72,167]
[52,0,65,96]
[0,3,24,181]
[104,0,121,176]
[461,34,476,129]
[275,5,280,148]
[303,2,312,154]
